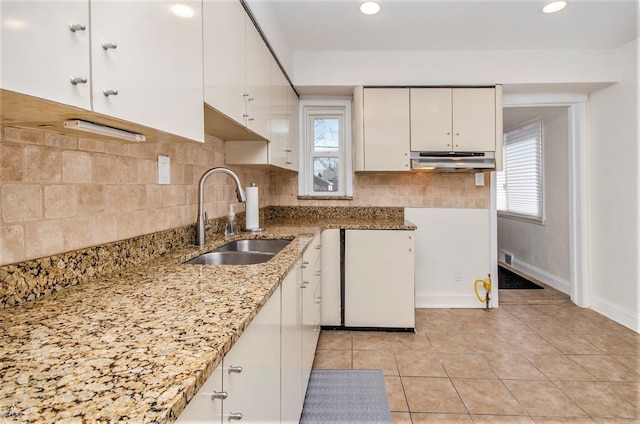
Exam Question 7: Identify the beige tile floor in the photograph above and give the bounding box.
[312,281,640,423]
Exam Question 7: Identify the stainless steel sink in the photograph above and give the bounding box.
[214,239,290,254]
[184,251,275,265]
[184,239,291,265]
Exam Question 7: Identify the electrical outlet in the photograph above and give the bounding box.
[158,155,170,185]
[455,271,463,282]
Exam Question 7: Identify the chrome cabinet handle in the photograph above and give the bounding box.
[69,76,87,85]
[68,23,86,32]
[285,149,292,153]
[228,365,243,374]
[228,412,243,420]
[103,89,118,96]
[300,281,309,288]
[211,391,227,400]
[101,42,117,50]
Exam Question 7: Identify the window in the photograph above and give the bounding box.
[298,100,353,197]
[497,119,544,222]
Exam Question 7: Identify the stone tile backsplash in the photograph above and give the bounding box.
[1,124,489,267]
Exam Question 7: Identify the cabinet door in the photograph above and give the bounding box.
[245,21,271,139]
[345,230,415,328]
[302,235,321,394]
[91,0,204,142]
[176,365,223,423]
[362,88,410,171]
[1,0,91,110]
[410,88,452,151]
[452,88,496,152]
[203,0,247,126]
[224,286,281,423]
[281,269,303,424]
[320,229,340,326]
[285,84,299,171]
[269,57,290,169]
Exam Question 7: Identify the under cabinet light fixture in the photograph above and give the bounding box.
[360,0,381,15]
[542,0,567,14]
[64,120,146,142]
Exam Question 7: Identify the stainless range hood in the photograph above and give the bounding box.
[410,151,495,171]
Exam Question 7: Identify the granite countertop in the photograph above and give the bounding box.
[0,219,414,423]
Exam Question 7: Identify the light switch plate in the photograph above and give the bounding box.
[474,172,485,187]
[158,155,170,185]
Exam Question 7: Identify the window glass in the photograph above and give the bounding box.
[313,118,339,152]
[313,157,339,192]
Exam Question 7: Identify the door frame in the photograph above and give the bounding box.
[494,93,590,308]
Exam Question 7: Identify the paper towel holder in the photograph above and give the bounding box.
[243,183,265,233]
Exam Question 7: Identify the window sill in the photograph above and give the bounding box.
[498,211,545,226]
[298,195,353,201]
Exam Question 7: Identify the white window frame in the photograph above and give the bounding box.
[298,99,353,197]
[497,118,545,224]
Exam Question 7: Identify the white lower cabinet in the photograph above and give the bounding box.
[224,286,281,423]
[320,229,341,326]
[301,235,321,395]
[345,230,415,329]
[281,267,303,423]
[177,286,281,423]
[176,365,224,423]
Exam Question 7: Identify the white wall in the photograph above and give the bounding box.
[293,49,618,92]
[588,38,639,331]
[406,208,492,308]
[498,106,571,292]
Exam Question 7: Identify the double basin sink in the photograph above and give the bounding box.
[184,239,291,265]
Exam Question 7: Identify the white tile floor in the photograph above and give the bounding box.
[313,276,640,423]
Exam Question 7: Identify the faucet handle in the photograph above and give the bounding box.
[204,211,211,231]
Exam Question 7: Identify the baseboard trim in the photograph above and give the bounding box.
[510,259,571,294]
[590,294,640,333]
[416,293,492,309]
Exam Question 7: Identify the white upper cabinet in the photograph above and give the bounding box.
[359,87,411,171]
[90,0,204,142]
[410,87,496,152]
[1,0,205,143]
[245,21,271,138]
[203,0,247,127]
[203,0,272,141]
[269,57,297,171]
[1,1,92,109]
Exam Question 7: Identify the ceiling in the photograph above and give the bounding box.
[261,0,638,52]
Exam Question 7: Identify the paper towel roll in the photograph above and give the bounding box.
[245,184,260,230]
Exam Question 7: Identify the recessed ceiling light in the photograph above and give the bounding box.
[542,0,567,14]
[360,1,381,16]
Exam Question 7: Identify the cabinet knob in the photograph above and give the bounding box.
[300,281,309,288]
[285,149,293,153]
[101,42,117,50]
[69,76,87,85]
[211,391,228,400]
[228,365,243,374]
[103,88,118,97]
[228,412,243,420]
[286,161,293,165]
[68,23,86,32]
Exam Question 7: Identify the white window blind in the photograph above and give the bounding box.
[497,120,543,220]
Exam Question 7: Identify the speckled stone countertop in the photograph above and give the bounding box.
[0,218,414,423]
